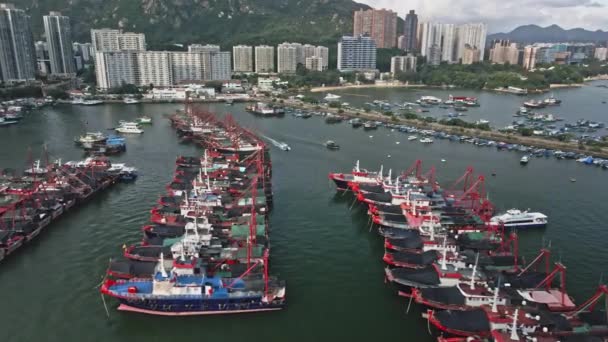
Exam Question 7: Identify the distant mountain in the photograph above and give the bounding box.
[488,24,608,44]
[21,0,372,48]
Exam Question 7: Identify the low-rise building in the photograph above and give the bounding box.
[595,47,608,61]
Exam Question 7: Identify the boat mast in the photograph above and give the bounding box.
[469,252,479,290]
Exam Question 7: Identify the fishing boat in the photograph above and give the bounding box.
[419,96,442,105]
[116,122,144,134]
[324,93,341,101]
[101,252,286,316]
[489,209,548,229]
[523,100,546,109]
[246,102,276,116]
[325,140,340,150]
[520,155,529,165]
[136,116,153,124]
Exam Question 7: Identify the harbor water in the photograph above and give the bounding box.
[0,93,607,341]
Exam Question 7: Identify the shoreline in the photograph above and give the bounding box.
[260,96,608,159]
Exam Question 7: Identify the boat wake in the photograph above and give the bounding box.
[260,134,291,151]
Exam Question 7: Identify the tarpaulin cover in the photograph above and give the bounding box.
[434,308,490,332]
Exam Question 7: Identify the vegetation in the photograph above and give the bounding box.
[46,88,70,99]
[439,118,491,131]
[281,66,356,88]
[0,86,43,100]
[107,83,141,95]
[23,0,369,48]
[395,62,592,90]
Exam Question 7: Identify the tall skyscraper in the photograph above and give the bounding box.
[353,9,398,48]
[95,51,137,89]
[403,10,418,53]
[208,51,231,80]
[337,35,376,72]
[35,41,50,75]
[440,24,456,62]
[170,52,204,84]
[91,29,146,52]
[305,56,323,72]
[255,45,274,73]
[0,3,36,82]
[232,45,253,73]
[277,43,298,74]
[43,12,75,76]
[136,51,172,87]
[522,46,540,70]
[73,42,93,63]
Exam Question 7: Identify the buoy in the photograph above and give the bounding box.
[369,135,373,138]
[396,142,400,144]
[441,159,446,162]
[388,155,392,158]
[128,286,138,293]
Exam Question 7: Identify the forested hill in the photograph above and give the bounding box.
[22,0,371,48]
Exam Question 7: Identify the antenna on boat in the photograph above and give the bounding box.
[440,235,447,271]
[492,277,502,313]
[204,149,208,176]
[159,252,168,277]
[469,252,479,290]
[379,165,383,180]
[355,160,360,172]
[388,169,392,185]
[509,308,519,341]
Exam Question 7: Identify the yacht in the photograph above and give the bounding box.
[419,137,434,144]
[489,209,548,229]
[419,96,442,104]
[116,122,144,134]
[408,135,418,141]
[325,140,340,150]
[476,119,489,125]
[520,155,529,165]
[324,93,341,101]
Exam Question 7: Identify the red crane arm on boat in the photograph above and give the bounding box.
[225,260,262,289]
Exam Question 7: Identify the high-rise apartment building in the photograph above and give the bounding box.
[455,23,487,62]
[208,51,231,81]
[170,52,204,84]
[117,32,146,51]
[353,9,398,48]
[489,40,519,65]
[402,10,418,52]
[91,29,146,52]
[315,46,329,70]
[419,22,486,64]
[95,51,137,89]
[277,43,299,74]
[0,3,36,82]
[390,55,416,75]
[255,45,274,73]
[594,47,607,61]
[462,45,481,65]
[35,41,50,75]
[337,35,376,72]
[136,51,172,87]
[73,42,93,63]
[522,46,540,70]
[232,45,253,73]
[305,56,324,72]
[43,12,75,75]
[188,44,220,54]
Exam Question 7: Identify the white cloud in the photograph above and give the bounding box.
[357,0,608,33]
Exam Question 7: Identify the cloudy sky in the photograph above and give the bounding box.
[358,0,608,33]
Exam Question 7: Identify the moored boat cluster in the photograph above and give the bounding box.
[0,156,136,262]
[100,108,286,316]
[329,161,608,341]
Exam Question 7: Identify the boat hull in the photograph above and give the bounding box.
[113,297,285,316]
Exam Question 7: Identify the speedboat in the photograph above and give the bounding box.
[325,140,340,150]
[0,117,18,126]
[75,132,107,145]
[520,155,529,165]
[543,96,561,106]
[123,98,141,104]
[116,122,144,134]
[324,93,341,101]
[408,135,418,141]
[420,138,434,144]
[476,119,489,125]
[489,209,548,229]
[136,116,153,124]
[523,100,546,109]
